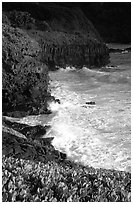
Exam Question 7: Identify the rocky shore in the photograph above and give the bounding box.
[2,117,131,202]
[2,3,131,202]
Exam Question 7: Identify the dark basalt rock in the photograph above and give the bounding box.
[86,101,96,105]
[43,108,52,115]
[47,95,61,104]
[59,152,67,160]
[28,30,109,69]
[2,24,49,117]
[109,47,131,53]
[55,99,61,104]
[2,118,67,164]
[3,119,51,140]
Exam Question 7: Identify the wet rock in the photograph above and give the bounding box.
[82,105,87,108]
[109,47,131,53]
[106,65,117,68]
[3,119,51,140]
[43,108,52,115]
[55,99,60,104]
[59,152,67,161]
[86,101,96,105]
[47,95,61,104]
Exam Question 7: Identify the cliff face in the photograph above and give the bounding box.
[3,5,110,69]
[27,30,109,70]
[2,24,49,116]
[2,3,109,116]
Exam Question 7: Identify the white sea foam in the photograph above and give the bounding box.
[48,101,60,112]
[82,66,106,74]
[59,66,76,72]
[48,57,131,172]
[9,53,130,172]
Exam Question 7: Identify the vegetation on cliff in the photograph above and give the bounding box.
[3,3,110,70]
[27,30,109,70]
[2,3,110,116]
[2,24,49,117]
[2,3,101,39]
[2,3,130,203]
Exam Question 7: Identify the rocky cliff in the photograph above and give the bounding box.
[2,4,131,202]
[2,24,49,116]
[2,3,109,116]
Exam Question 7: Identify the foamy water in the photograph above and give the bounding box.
[47,52,131,172]
[7,52,130,172]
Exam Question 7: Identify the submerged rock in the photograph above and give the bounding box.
[86,101,96,105]
[54,99,61,104]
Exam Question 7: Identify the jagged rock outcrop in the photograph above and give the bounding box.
[2,24,49,117]
[2,116,65,163]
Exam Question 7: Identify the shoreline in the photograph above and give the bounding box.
[2,116,131,202]
[2,3,131,202]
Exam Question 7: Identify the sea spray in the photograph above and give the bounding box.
[46,100,83,157]
[49,54,130,172]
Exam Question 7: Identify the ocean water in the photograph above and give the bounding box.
[47,52,131,172]
[10,51,131,172]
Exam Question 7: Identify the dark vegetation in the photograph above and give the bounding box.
[2,24,50,117]
[2,2,131,202]
[2,2,110,116]
[2,2,101,39]
[2,2,109,117]
[60,2,131,43]
[3,2,131,44]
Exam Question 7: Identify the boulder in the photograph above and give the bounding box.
[3,119,51,140]
[86,101,96,105]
